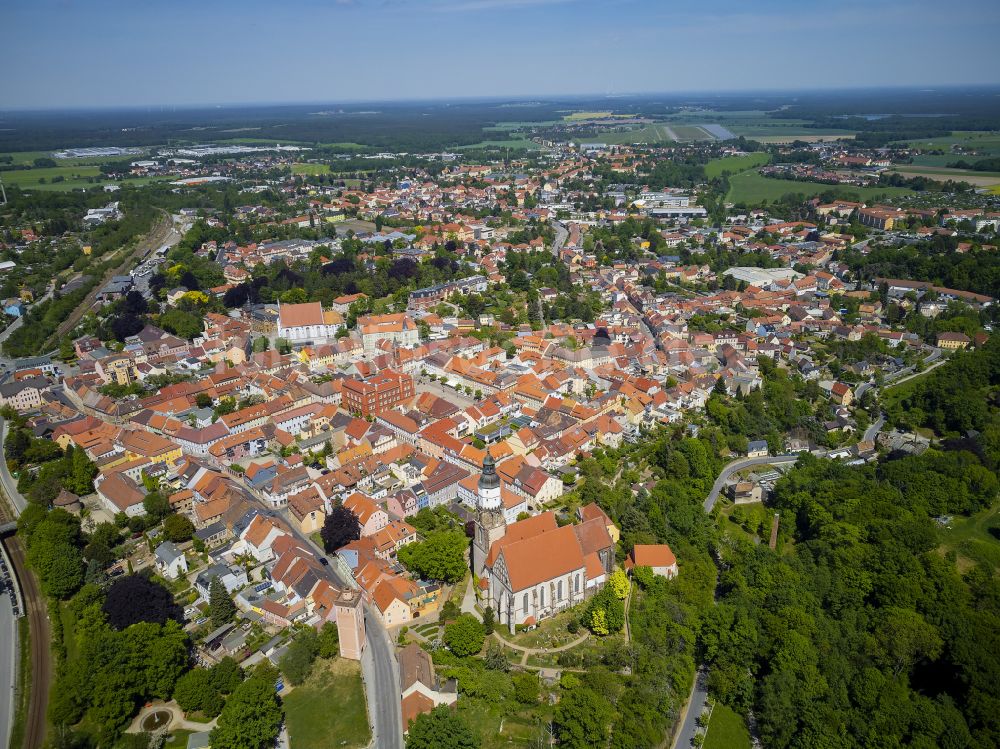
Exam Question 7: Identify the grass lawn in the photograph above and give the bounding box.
[165,729,194,749]
[727,171,914,205]
[937,504,1000,574]
[292,163,330,175]
[563,111,634,121]
[283,658,370,749]
[705,153,771,178]
[493,605,584,650]
[704,704,752,749]
[458,699,553,748]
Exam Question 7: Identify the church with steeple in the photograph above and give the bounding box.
[472,451,506,576]
[472,451,616,633]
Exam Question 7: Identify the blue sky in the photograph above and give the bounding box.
[3,0,999,109]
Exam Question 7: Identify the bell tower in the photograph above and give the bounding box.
[472,451,506,577]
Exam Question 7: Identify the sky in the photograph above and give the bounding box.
[3,0,999,109]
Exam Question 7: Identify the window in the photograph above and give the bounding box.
[574,574,580,593]
[540,587,545,607]
[522,594,528,614]
[557,580,563,601]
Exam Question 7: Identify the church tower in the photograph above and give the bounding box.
[472,451,506,577]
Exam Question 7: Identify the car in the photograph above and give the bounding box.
[319,557,329,566]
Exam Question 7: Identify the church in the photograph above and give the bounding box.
[472,452,615,633]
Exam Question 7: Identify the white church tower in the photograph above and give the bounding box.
[472,451,506,577]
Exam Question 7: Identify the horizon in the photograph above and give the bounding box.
[5,0,1000,109]
[3,83,1000,116]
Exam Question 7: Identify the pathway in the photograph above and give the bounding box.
[491,630,590,666]
[459,575,481,620]
[126,701,217,734]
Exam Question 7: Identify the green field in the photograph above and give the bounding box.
[889,165,1000,187]
[292,162,330,175]
[1,165,103,190]
[727,171,914,205]
[581,123,676,145]
[283,658,370,749]
[705,152,771,178]
[671,125,714,141]
[460,699,554,748]
[459,138,540,150]
[937,504,1000,574]
[1,150,146,166]
[704,704,752,749]
[902,131,1000,155]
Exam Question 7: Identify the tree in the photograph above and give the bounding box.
[320,504,361,552]
[607,568,629,600]
[103,575,183,630]
[443,614,485,657]
[210,665,283,749]
[279,629,319,685]
[512,672,540,704]
[481,606,495,635]
[483,640,509,672]
[555,687,614,749]
[195,393,213,409]
[163,513,195,542]
[405,705,479,749]
[211,657,244,695]
[173,669,223,717]
[397,531,468,583]
[208,577,236,627]
[317,621,340,658]
[142,491,170,521]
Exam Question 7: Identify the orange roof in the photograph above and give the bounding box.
[629,543,676,568]
[279,301,325,328]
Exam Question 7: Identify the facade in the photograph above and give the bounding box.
[277,301,343,342]
[342,370,415,417]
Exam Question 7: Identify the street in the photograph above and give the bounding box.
[361,608,404,749]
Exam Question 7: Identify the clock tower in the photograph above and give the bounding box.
[472,451,506,577]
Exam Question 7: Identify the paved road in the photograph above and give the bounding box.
[230,478,404,749]
[704,454,801,512]
[0,419,27,514]
[361,607,403,749]
[864,414,887,444]
[549,219,568,254]
[673,669,709,749]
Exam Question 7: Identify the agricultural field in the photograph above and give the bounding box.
[459,138,540,150]
[902,131,1000,155]
[888,165,1000,188]
[291,162,330,175]
[671,124,716,141]
[283,658,370,749]
[1,164,103,190]
[1,150,135,166]
[581,123,676,145]
[562,111,635,121]
[727,171,914,205]
[705,152,771,178]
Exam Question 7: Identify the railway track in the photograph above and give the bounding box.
[0,495,49,749]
